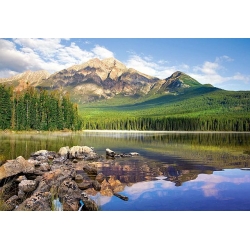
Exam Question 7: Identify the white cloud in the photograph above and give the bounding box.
[189,73,230,85]
[232,72,250,82]
[0,39,115,78]
[14,38,63,57]
[126,55,159,76]
[194,61,221,75]
[216,55,234,62]
[91,45,114,59]
[190,57,249,86]
[125,54,189,79]
[126,53,249,89]
[0,39,42,73]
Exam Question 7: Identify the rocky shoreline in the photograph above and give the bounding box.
[0,146,137,211]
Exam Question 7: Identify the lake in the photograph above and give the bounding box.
[1,130,250,211]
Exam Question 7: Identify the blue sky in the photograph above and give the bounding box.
[1,38,249,91]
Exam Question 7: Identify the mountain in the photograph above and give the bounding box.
[0,70,50,92]
[157,71,201,93]
[0,57,206,103]
[37,57,163,102]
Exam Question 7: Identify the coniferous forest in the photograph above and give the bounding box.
[82,116,250,131]
[0,85,82,131]
[1,84,250,132]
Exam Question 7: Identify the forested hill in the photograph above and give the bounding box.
[0,85,82,131]
[79,84,250,131]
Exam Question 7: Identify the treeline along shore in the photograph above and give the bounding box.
[82,116,250,131]
[0,85,82,131]
[1,85,250,132]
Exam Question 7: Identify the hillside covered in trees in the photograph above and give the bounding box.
[0,85,82,131]
[79,85,250,131]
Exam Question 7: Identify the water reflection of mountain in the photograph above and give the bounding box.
[96,156,221,188]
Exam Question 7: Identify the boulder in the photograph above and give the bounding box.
[5,195,19,211]
[69,145,95,159]
[92,180,101,191]
[79,192,98,211]
[83,165,98,175]
[58,146,69,156]
[33,150,49,156]
[18,180,38,193]
[85,152,99,161]
[61,194,79,211]
[28,159,40,167]
[0,156,35,181]
[1,180,19,200]
[106,148,115,157]
[18,189,25,199]
[75,174,84,183]
[15,192,52,211]
[80,199,99,211]
[39,163,50,172]
[95,173,106,183]
[33,179,50,193]
[129,152,140,156]
[77,179,93,190]
[81,146,95,154]
[58,179,82,211]
[58,179,81,198]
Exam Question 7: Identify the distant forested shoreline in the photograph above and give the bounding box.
[81,116,250,131]
[1,85,250,132]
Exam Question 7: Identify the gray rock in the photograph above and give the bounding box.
[0,156,35,181]
[77,179,93,190]
[92,180,101,191]
[39,163,50,171]
[33,150,49,156]
[83,165,97,175]
[80,199,98,211]
[36,155,47,161]
[15,175,27,183]
[19,180,38,193]
[33,180,50,193]
[1,180,19,200]
[95,173,106,183]
[75,174,84,183]
[85,152,99,160]
[58,146,69,156]
[106,148,115,157]
[15,192,52,211]
[18,189,26,199]
[129,152,140,156]
[58,179,81,198]
[5,195,19,210]
[69,145,95,158]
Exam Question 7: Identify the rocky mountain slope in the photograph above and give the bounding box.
[0,57,203,103]
[0,70,51,92]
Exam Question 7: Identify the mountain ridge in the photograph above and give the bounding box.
[1,57,208,103]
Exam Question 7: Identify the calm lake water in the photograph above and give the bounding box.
[1,130,250,211]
